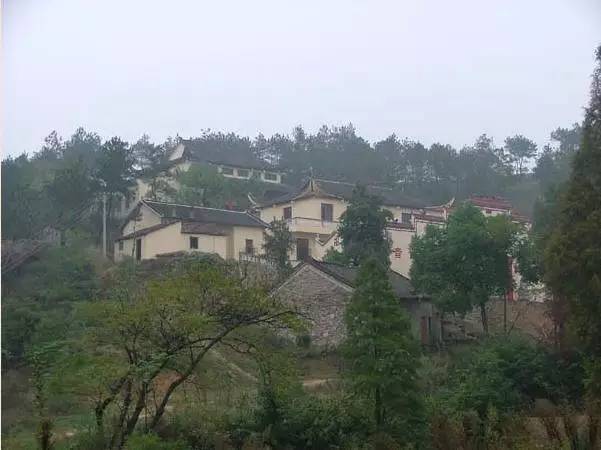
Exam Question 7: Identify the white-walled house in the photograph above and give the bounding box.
[116,140,287,219]
[114,200,268,262]
[257,178,450,276]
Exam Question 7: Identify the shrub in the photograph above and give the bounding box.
[227,389,374,450]
[124,433,187,450]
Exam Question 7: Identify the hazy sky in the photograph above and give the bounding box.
[3,0,601,156]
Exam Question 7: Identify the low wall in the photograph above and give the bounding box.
[446,298,553,343]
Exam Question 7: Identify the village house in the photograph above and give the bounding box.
[275,259,442,349]
[114,200,269,262]
[467,195,530,225]
[256,177,450,276]
[117,139,287,218]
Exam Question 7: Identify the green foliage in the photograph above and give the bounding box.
[410,203,520,333]
[544,46,601,364]
[504,135,537,176]
[434,338,585,417]
[59,256,299,447]
[175,164,265,209]
[323,248,352,266]
[342,259,426,445]
[2,245,101,364]
[124,433,187,450]
[228,387,374,450]
[96,137,136,196]
[27,343,63,450]
[337,185,392,267]
[262,219,294,278]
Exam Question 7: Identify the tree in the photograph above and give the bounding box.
[45,157,98,243]
[131,134,172,201]
[504,135,537,176]
[337,185,392,267]
[176,164,265,210]
[62,127,102,169]
[262,219,294,278]
[96,137,136,220]
[457,135,508,198]
[27,343,62,450]
[410,203,518,333]
[64,257,297,449]
[342,258,425,444]
[544,46,601,400]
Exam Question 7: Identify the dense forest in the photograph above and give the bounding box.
[1,120,582,243]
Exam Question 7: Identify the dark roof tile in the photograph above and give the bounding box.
[307,259,417,299]
[144,200,268,228]
[116,220,178,241]
[260,178,426,209]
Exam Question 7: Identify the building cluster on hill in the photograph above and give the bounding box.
[112,141,535,344]
[115,140,529,275]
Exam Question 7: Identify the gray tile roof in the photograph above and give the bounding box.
[260,178,425,209]
[308,259,418,299]
[116,220,178,241]
[144,200,268,228]
[180,139,281,171]
[180,221,228,235]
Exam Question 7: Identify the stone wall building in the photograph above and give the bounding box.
[274,259,442,349]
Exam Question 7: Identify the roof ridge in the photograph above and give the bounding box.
[144,200,249,214]
[314,178,394,191]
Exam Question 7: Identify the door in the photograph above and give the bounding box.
[135,238,142,260]
[420,316,429,345]
[296,238,309,261]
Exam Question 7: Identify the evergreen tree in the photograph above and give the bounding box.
[504,134,537,175]
[343,258,426,445]
[545,46,601,397]
[337,185,392,267]
[263,219,294,278]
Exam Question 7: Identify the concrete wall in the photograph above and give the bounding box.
[122,203,162,235]
[114,222,230,261]
[388,228,415,277]
[230,226,266,259]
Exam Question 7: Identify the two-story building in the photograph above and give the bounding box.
[114,200,269,262]
[117,139,288,218]
[257,178,450,276]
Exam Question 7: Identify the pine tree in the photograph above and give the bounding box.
[263,219,294,279]
[545,46,601,397]
[343,258,426,445]
[338,185,392,267]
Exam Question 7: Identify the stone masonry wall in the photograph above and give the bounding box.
[452,298,553,342]
[275,265,353,349]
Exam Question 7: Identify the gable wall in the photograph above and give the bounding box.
[275,264,353,349]
[122,203,162,235]
[231,225,266,259]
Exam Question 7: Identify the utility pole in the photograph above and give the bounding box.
[102,192,107,257]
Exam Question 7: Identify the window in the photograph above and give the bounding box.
[245,239,254,255]
[264,172,278,181]
[221,166,234,175]
[135,238,142,260]
[237,168,250,177]
[296,238,310,260]
[321,203,334,222]
[401,213,412,224]
[283,206,292,220]
[190,236,198,249]
[118,241,124,251]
